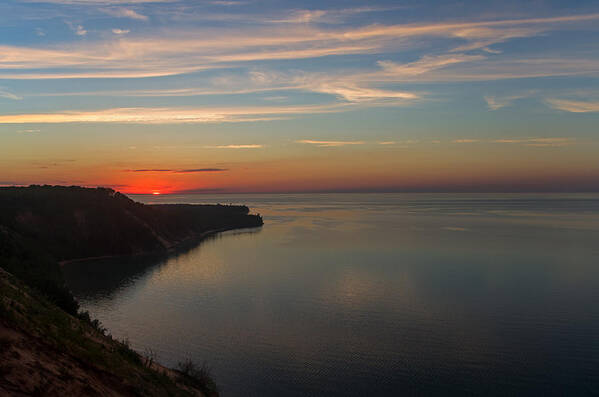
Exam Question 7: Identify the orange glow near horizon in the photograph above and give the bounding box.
[2,2,599,195]
[3,140,599,194]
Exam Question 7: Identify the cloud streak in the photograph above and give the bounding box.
[209,1,247,5]
[545,99,599,113]
[452,137,576,147]
[112,28,130,35]
[492,138,575,147]
[102,7,149,20]
[175,168,228,173]
[377,54,486,77]
[204,144,263,149]
[452,139,479,143]
[296,140,366,147]
[484,92,535,110]
[28,0,171,4]
[0,104,360,124]
[0,89,22,100]
[125,168,228,173]
[307,82,418,103]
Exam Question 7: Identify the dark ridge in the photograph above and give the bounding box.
[0,185,262,262]
[0,185,262,313]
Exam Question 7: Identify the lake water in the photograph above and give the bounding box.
[63,193,599,396]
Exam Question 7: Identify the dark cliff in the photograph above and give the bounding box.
[0,185,263,396]
[0,185,262,314]
[0,185,262,261]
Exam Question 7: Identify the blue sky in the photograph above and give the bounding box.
[0,0,598,192]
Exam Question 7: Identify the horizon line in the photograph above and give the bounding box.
[2,184,598,195]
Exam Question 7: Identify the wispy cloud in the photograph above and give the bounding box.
[452,139,479,143]
[492,137,575,147]
[296,140,365,147]
[126,169,171,172]
[484,92,534,110]
[337,13,599,44]
[112,28,130,35]
[452,137,575,147]
[375,139,419,147]
[125,168,228,173]
[65,21,87,36]
[220,69,421,104]
[32,86,292,97]
[28,78,420,107]
[378,54,485,77]
[75,25,87,35]
[484,95,511,110]
[175,168,228,173]
[0,103,368,124]
[0,69,208,80]
[102,7,148,21]
[28,0,171,4]
[442,226,470,232]
[2,13,598,82]
[308,82,418,103]
[420,58,599,82]
[0,89,22,100]
[269,6,405,25]
[208,1,247,5]
[545,98,599,113]
[204,144,263,149]
[270,10,327,24]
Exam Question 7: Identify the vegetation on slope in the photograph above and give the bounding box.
[0,267,215,396]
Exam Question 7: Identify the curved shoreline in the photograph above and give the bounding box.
[59,225,262,266]
[57,225,263,396]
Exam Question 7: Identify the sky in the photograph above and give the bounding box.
[0,0,598,194]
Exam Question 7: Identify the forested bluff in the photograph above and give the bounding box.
[0,185,263,396]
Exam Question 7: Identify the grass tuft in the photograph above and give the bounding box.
[177,358,219,397]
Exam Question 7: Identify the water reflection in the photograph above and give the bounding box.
[64,194,599,396]
[63,254,169,301]
[63,227,262,302]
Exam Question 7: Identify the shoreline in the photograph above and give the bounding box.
[59,225,261,266]
[57,225,262,395]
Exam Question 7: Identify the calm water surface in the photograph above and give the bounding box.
[63,193,599,396]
